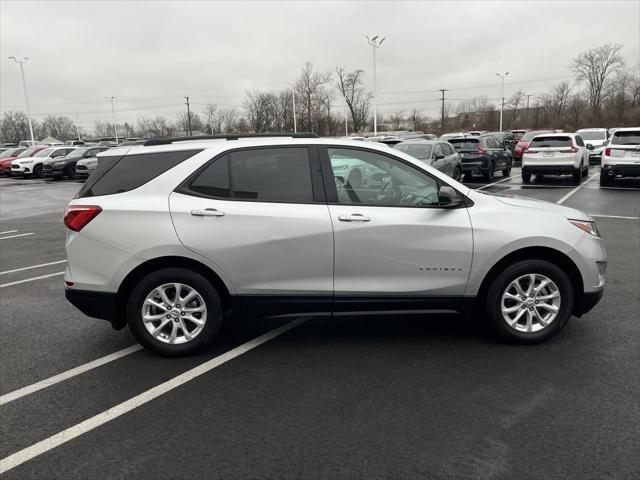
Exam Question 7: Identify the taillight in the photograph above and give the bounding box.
[570,142,579,153]
[64,205,102,232]
[604,148,611,156]
[478,146,487,154]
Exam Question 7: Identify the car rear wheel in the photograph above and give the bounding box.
[572,163,583,184]
[599,169,612,187]
[483,162,495,182]
[127,268,223,356]
[502,162,512,177]
[63,164,76,179]
[32,164,42,178]
[485,260,574,344]
[453,166,462,181]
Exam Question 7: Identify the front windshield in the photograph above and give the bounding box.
[611,131,640,145]
[69,147,89,156]
[17,147,40,158]
[35,148,55,157]
[394,143,432,159]
[0,148,23,158]
[522,131,551,141]
[578,131,606,141]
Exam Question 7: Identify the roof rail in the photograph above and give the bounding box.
[143,133,319,147]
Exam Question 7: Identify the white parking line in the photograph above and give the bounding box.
[556,173,599,205]
[591,214,640,220]
[477,173,522,191]
[0,260,67,276]
[0,230,18,235]
[0,345,143,406]
[0,271,65,288]
[0,232,34,240]
[0,317,307,474]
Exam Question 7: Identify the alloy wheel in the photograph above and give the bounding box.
[141,283,207,344]
[500,273,561,333]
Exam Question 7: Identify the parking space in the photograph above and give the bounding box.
[1,171,638,478]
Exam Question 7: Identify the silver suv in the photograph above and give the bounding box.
[64,134,607,356]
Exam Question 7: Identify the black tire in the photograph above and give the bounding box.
[583,162,589,176]
[599,169,612,187]
[572,164,583,185]
[483,162,495,182]
[63,164,76,180]
[485,259,574,344]
[522,171,532,184]
[127,268,223,356]
[453,166,462,181]
[502,162,512,177]
[32,164,42,178]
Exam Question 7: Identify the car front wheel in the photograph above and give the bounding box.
[127,268,223,356]
[485,260,574,344]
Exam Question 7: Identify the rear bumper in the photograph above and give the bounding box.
[522,164,576,175]
[460,158,489,174]
[601,163,640,178]
[65,288,123,329]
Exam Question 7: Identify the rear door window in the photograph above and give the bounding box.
[78,149,202,198]
[181,147,315,204]
[529,137,572,148]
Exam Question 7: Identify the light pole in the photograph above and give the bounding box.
[105,96,119,142]
[8,56,36,145]
[366,35,385,136]
[287,82,297,133]
[496,72,509,131]
[75,114,81,141]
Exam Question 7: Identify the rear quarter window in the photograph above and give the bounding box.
[77,149,202,198]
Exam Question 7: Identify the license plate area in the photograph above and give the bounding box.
[543,152,554,157]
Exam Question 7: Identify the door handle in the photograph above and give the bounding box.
[190,208,225,217]
[338,213,371,222]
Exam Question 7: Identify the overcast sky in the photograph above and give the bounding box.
[1,0,639,129]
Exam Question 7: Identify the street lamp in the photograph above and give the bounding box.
[366,35,386,136]
[8,56,36,145]
[105,96,119,142]
[496,72,509,131]
[287,82,297,133]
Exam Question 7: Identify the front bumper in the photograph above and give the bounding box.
[575,289,604,316]
[461,159,489,175]
[65,288,123,329]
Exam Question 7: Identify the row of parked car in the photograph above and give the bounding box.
[364,126,639,187]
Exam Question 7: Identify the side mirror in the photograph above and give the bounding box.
[586,144,594,150]
[434,153,445,160]
[438,185,464,208]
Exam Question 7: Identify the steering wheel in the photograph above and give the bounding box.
[375,177,402,205]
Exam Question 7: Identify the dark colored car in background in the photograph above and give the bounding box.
[42,146,111,179]
[481,131,516,152]
[511,129,527,142]
[449,136,513,181]
[0,146,44,176]
[393,139,463,180]
[514,130,553,162]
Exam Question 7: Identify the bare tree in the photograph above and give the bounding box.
[336,67,372,133]
[408,109,424,132]
[202,103,218,134]
[296,62,331,132]
[0,110,41,143]
[137,117,175,138]
[571,43,625,114]
[176,112,204,134]
[507,90,525,127]
[41,115,77,140]
[388,111,406,130]
[218,108,238,134]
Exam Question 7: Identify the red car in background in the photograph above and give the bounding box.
[514,130,553,162]
[0,146,46,175]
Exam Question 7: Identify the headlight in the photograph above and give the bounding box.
[568,219,600,237]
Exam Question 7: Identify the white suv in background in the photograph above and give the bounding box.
[64,134,606,356]
[11,146,77,178]
[521,133,590,184]
[600,127,640,186]
[576,128,608,162]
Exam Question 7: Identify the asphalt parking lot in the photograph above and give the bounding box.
[1,167,639,479]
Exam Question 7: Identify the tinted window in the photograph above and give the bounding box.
[449,138,479,150]
[78,149,201,198]
[441,143,453,155]
[184,147,313,203]
[578,131,606,141]
[529,136,572,148]
[189,155,231,198]
[575,136,585,147]
[611,131,640,145]
[328,148,441,207]
[230,148,313,202]
[432,144,444,157]
[522,130,552,141]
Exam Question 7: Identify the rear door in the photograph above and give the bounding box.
[320,146,473,311]
[169,146,334,314]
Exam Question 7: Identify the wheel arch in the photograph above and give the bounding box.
[114,256,233,329]
[476,246,585,317]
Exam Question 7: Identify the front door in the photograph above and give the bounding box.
[321,146,473,311]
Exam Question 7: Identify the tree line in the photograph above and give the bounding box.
[1,44,638,144]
